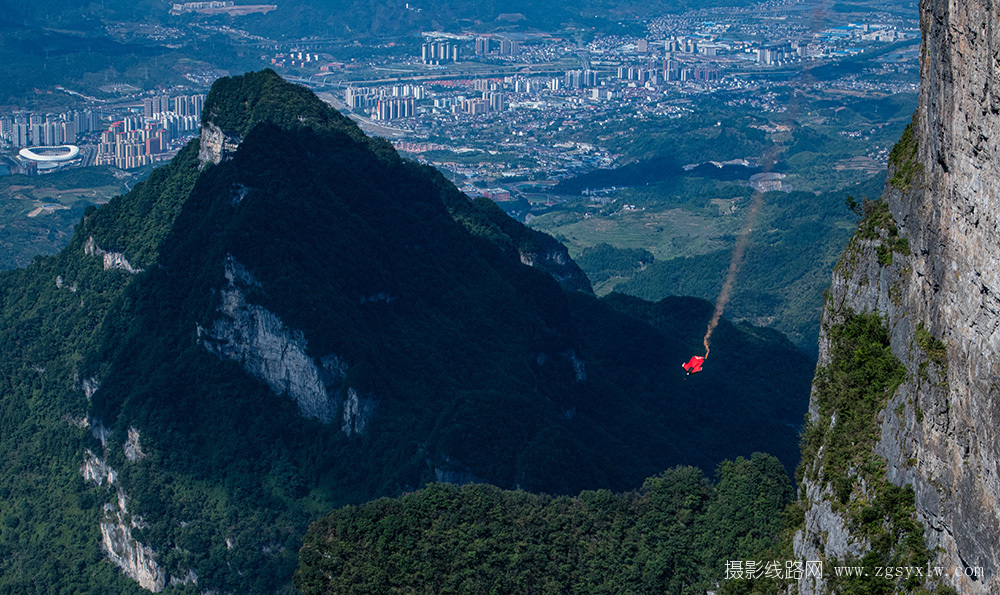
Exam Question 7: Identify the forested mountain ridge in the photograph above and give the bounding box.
[0,70,812,592]
[296,453,796,595]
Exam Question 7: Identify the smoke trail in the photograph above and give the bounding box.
[703,191,764,359]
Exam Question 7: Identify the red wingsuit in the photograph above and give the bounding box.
[682,356,705,375]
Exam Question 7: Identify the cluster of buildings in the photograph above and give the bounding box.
[97,116,170,169]
[663,36,702,54]
[342,55,729,121]
[97,94,205,170]
[347,82,508,120]
[373,98,415,120]
[268,51,322,69]
[547,61,720,92]
[624,59,721,83]
[562,70,601,89]
[143,94,204,118]
[0,110,102,148]
[756,42,809,65]
[345,85,427,110]
[662,59,722,82]
[477,187,512,201]
[461,92,506,115]
[474,36,520,57]
[171,1,234,11]
[421,40,460,65]
[169,1,274,15]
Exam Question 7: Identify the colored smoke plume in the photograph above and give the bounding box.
[703,191,763,359]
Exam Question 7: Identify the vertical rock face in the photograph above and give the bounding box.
[124,426,145,461]
[81,450,117,486]
[81,450,167,592]
[518,237,593,293]
[100,503,167,593]
[796,0,1000,591]
[199,256,343,424]
[83,237,142,274]
[341,387,376,436]
[197,121,242,165]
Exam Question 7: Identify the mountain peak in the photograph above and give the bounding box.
[198,69,376,165]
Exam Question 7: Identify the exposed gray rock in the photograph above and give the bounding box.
[124,427,146,461]
[91,418,110,449]
[81,450,117,486]
[80,451,166,592]
[561,349,587,382]
[84,236,143,274]
[198,121,242,165]
[796,1,1000,591]
[341,387,376,436]
[82,376,99,401]
[100,506,167,593]
[200,255,342,423]
[231,182,251,205]
[518,240,592,293]
[169,569,198,587]
[793,470,872,595]
[433,454,485,485]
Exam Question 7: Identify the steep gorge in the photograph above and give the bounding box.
[795,0,1000,592]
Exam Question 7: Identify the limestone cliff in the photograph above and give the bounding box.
[81,449,168,592]
[197,121,241,165]
[83,236,143,274]
[795,0,1000,592]
[199,255,344,424]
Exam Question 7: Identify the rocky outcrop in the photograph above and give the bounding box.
[81,451,166,592]
[794,474,869,586]
[81,450,117,486]
[124,427,145,461]
[81,376,99,401]
[84,236,142,274]
[534,349,587,382]
[518,232,592,293]
[795,0,1000,591]
[561,349,587,382]
[92,419,110,448]
[100,498,167,593]
[433,454,486,485]
[198,121,242,165]
[341,387,376,436]
[169,569,198,587]
[199,256,342,424]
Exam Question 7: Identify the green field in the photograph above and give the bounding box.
[0,167,130,269]
[531,169,886,354]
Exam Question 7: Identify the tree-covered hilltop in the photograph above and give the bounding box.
[0,71,812,593]
[296,453,795,595]
[201,69,373,144]
[202,69,593,293]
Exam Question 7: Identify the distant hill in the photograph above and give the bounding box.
[1,0,729,38]
[0,70,811,593]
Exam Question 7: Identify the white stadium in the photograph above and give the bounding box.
[18,145,81,162]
